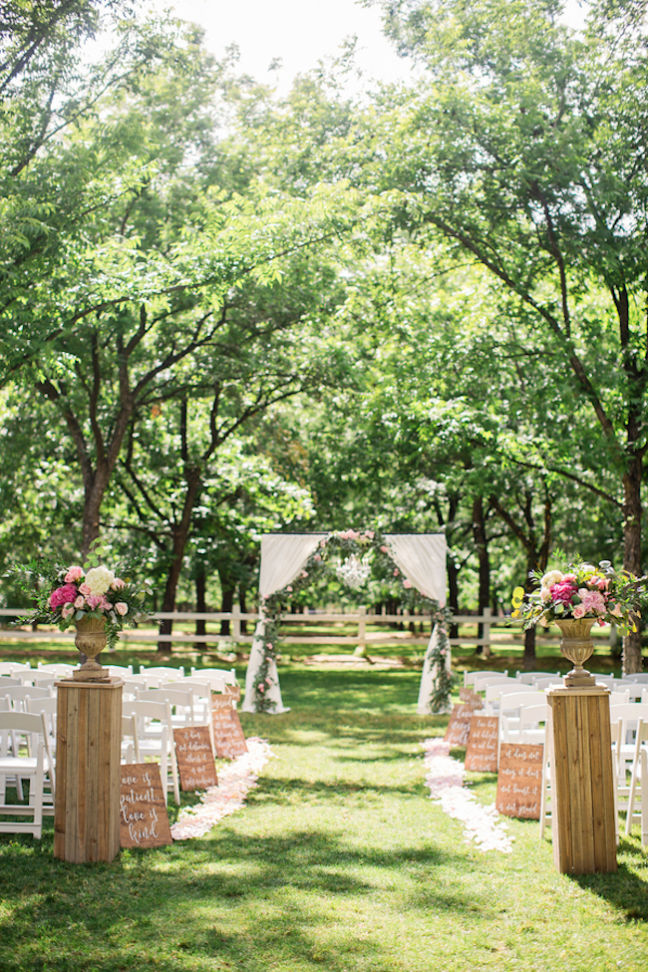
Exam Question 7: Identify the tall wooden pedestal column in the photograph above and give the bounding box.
[547,686,617,874]
[54,678,123,863]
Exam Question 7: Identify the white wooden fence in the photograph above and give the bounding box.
[0,605,533,654]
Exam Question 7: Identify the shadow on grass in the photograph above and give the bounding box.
[0,825,480,972]
[572,837,648,922]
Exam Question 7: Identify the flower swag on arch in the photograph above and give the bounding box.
[244,530,453,714]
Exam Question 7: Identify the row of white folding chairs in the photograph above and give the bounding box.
[0,710,56,838]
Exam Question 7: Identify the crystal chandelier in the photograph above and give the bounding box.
[336,554,371,590]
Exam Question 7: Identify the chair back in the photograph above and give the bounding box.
[190,666,237,687]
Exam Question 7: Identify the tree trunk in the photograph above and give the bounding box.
[622,461,643,673]
[239,586,248,635]
[447,556,460,642]
[219,584,234,636]
[195,563,207,651]
[523,626,536,671]
[472,495,491,657]
[157,470,202,652]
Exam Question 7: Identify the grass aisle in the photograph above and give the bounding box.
[1,668,648,971]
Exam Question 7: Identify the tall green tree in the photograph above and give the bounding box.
[371,0,648,670]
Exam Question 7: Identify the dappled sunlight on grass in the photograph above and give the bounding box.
[2,666,648,970]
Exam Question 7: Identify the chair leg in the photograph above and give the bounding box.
[641,751,648,848]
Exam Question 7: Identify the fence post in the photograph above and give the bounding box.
[231,604,241,640]
[354,606,367,657]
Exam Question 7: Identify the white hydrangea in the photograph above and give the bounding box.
[84,565,115,595]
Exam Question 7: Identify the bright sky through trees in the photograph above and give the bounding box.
[145,0,414,90]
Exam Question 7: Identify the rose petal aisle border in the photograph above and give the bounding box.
[423,738,512,853]
[171,737,275,840]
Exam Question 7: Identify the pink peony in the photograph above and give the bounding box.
[578,589,607,615]
[74,596,84,609]
[115,602,128,616]
[111,577,125,590]
[84,594,103,610]
[65,565,83,583]
[61,603,75,619]
[49,584,78,610]
[572,604,586,619]
[79,583,91,596]
[550,579,577,605]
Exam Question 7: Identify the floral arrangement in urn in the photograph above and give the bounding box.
[16,560,150,650]
[512,561,645,635]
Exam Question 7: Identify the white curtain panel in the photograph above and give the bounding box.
[259,533,327,597]
[243,533,326,713]
[383,533,447,605]
[417,626,452,715]
[383,533,449,715]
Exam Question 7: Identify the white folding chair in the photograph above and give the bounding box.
[36,663,75,677]
[107,665,134,678]
[122,698,179,804]
[138,666,185,683]
[190,666,237,687]
[24,695,58,754]
[515,671,558,685]
[0,711,55,838]
[484,683,540,715]
[121,714,141,764]
[0,663,34,677]
[1,685,52,711]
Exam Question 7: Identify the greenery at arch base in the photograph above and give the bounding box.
[252,529,454,713]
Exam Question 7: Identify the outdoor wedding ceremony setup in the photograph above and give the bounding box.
[3,0,648,969]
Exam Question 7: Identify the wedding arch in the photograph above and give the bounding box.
[242,530,451,715]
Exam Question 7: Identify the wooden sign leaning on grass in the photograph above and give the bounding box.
[173,726,218,791]
[120,763,173,849]
[464,715,499,773]
[444,704,474,748]
[211,693,248,759]
[459,687,484,710]
[496,743,544,819]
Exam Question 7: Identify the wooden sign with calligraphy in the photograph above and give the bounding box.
[464,714,499,772]
[444,704,474,748]
[496,742,544,819]
[224,684,242,705]
[459,687,484,710]
[212,693,248,759]
[120,763,172,849]
[173,726,218,791]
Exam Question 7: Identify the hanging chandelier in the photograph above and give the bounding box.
[336,554,371,590]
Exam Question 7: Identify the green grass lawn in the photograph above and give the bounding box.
[2,666,648,970]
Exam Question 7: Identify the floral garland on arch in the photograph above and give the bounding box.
[253,529,454,713]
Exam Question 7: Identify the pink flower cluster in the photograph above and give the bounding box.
[47,565,129,621]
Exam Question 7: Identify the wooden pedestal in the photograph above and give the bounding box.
[547,686,617,874]
[54,678,123,863]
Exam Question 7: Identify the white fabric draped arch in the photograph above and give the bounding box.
[242,532,448,714]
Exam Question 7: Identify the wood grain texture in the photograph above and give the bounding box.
[54,679,123,863]
[548,687,617,874]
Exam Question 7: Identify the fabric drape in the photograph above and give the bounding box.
[242,534,326,713]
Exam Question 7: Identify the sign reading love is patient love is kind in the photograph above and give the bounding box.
[496,742,544,819]
[120,763,172,849]
[444,704,474,748]
[464,714,499,772]
[173,726,218,791]
[212,693,248,759]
